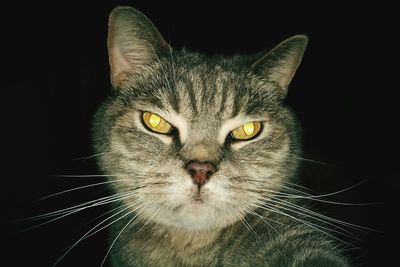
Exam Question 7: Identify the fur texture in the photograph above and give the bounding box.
[92,6,351,267]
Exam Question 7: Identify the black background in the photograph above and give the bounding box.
[3,1,388,266]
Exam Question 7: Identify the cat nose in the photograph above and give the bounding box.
[185,161,216,188]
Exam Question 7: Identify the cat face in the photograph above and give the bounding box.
[93,7,307,231]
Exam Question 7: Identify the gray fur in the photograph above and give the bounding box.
[92,6,351,267]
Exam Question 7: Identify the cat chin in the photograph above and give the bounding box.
[147,202,239,231]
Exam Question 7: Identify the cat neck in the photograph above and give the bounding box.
[155,224,222,248]
[144,222,224,265]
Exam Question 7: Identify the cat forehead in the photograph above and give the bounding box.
[175,67,237,118]
[121,54,281,120]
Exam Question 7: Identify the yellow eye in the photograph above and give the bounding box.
[142,112,172,134]
[231,122,261,140]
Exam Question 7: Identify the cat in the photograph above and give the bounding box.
[92,6,352,267]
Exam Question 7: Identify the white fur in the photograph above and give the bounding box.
[142,173,239,231]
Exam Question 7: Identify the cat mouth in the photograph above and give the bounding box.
[193,198,205,206]
[193,191,204,202]
[171,196,206,212]
[174,194,207,212]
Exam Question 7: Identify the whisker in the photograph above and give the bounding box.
[29,190,139,219]
[229,184,308,199]
[99,199,169,267]
[299,179,369,199]
[232,181,380,209]
[52,201,145,267]
[28,181,166,224]
[80,202,146,243]
[50,174,129,178]
[70,152,107,161]
[255,202,358,248]
[99,209,143,267]
[266,197,380,233]
[18,191,138,233]
[257,200,355,238]
[232,202,283,237]
[295,156,339,168]
[229,205,262,245]
[80,204,127,229]
[283,196,382,206]
[18,185,151,233]
[231,177,311,197]
[264,179,378,206]
[38,180,127,200]
[281,180,313,192]
[264,184,381,206]
[261,198,359,238]
[133,200,169,234]
[277,184,313,197]
[49,171,169,178]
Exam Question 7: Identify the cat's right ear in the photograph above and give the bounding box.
[107,6,171,87]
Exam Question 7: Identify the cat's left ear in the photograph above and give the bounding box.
[251,35,308,97]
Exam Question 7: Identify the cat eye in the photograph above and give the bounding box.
[230,122,261,141]
[142,112,173,134]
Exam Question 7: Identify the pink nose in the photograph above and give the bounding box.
[186,161,216,188]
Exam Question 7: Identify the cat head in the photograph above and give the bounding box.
[93,6,308,231]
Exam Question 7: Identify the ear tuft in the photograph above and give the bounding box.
[252,35,308,96]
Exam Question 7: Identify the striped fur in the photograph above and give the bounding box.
[92,6,351,267]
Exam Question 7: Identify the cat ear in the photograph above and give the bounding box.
[251,35,308,96]
[107,6,171,87]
